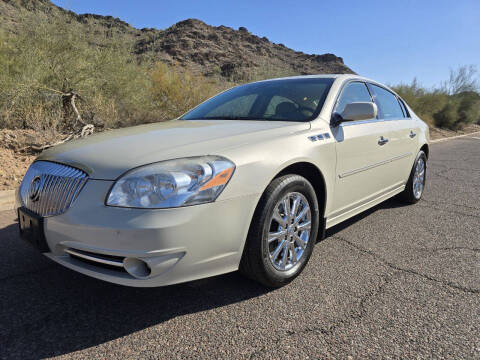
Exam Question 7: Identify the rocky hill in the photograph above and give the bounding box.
[0,0,354,80]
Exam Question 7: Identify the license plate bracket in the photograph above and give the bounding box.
[18,207,50,253]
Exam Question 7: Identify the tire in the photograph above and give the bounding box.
[240,174,319,287]
[400,150,427,204]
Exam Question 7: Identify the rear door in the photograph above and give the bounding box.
[368,84,419,185]
[330,81,395,221]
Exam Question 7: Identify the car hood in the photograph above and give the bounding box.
[38,119,309,179]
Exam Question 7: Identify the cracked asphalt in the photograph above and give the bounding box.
[0,136,479,359]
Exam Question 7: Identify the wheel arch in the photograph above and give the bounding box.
[420,143,429,159]
[273,162,327,239]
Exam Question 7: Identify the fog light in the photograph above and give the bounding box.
[123,257,151,279]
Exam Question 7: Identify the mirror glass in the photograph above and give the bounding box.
[341,102,377,122]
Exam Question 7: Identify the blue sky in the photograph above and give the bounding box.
[52,0,480,88]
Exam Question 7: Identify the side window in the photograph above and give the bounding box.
[335,82,372,115]
[369,84,404,120]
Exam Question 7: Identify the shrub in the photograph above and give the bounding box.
[392,79,449,126]
[443,65,480,95]
[432,91,480,129]
[393,71,480,130]
[0,14,229,135]
[0,15,159,132]
[456,92,480,125]
[433,100,460,129]
[150,63,222,119]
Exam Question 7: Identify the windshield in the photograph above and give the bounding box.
[181,78,334,122]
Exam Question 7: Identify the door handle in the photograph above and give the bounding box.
[378,136,389,146]
[409,131,417,138]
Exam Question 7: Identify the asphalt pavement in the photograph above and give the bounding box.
[0,136,479,359]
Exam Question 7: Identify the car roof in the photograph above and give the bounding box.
[248,74,406,105]
[252,74,380,84]
[257,74,397,92]
[252,74,341,82]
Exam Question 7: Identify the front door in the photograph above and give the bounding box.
[329,81,395,225]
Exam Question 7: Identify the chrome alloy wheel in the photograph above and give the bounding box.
[267,192,312,271]
[413,157,425,199]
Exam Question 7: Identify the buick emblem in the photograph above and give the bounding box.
[29,176,42,202]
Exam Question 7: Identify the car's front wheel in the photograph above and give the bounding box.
[240,175,319,287]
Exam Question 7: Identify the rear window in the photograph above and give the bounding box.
[369,84,404,120]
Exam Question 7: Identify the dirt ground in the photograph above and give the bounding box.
[429,123,480,140]
[1,124,479,191]
[0,129,55,191]
[0,147,35,191]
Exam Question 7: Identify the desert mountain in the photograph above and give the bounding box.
[0,0,355,80]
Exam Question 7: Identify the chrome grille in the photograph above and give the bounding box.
[19,161,88,217]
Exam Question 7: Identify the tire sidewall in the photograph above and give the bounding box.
[409,151,427,202]
[259,176,319,282]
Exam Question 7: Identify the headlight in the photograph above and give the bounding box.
[106,156,235,209]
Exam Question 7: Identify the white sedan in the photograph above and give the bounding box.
[17,74,429,287]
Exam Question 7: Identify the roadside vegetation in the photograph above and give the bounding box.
[0,14,479,191]
[392,65,480,130]
[0,17,226,138]
[0,16,479,147]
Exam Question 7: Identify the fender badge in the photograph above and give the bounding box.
[308,133,331,142]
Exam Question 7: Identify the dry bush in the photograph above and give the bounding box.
[0,14,233,139]
[393,68,480,130]
[442,65,480,95]
[0,15,157,133]
[150,63,223,119]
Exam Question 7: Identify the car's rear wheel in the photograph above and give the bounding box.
[240,175,319,287]
[400,150,427,204]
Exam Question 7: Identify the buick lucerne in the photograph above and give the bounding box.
[17,75,429,287]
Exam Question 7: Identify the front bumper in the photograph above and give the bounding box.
[43,180,259,287]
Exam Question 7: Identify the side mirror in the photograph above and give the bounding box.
[332,102,378,126]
